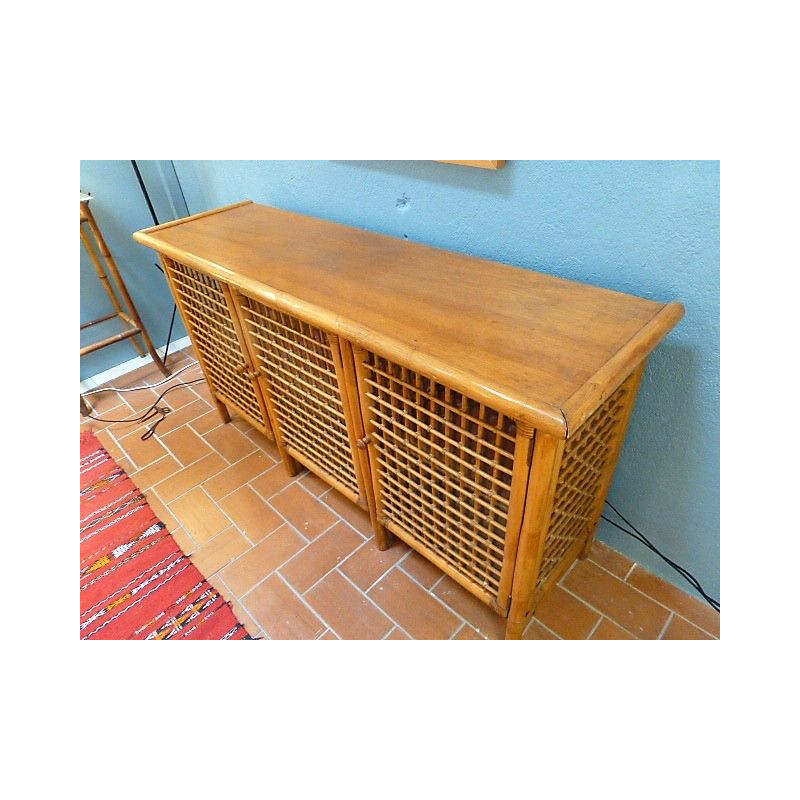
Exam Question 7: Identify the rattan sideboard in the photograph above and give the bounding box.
[134,200,683,639]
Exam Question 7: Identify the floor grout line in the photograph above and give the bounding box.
[585,616,604,640]
[290,535,373,599]
[581,555,719,637]
[225,519,323,601]
[333,567,412,637]
[269,571,332,637]
[387,562,490,638]
[210,463,278,504]
[557,583,640,638]
[359,550,410,596]
[450,621,467,640]
[196,484,247,545]
[212,573,267,639]
[657,611,675,640]
[521,613,562,639]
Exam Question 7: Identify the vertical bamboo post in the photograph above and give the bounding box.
[159,254,230,425]
[505,432,566,639]
[226,287,299,476]
[328,335,371,511]
[82,199,169,375]
[350,344,392,551]
[579,361,647,559]
[80,226,128,323]
[220,284,275,441]
[339,338,381,530]
[492,424,535,614]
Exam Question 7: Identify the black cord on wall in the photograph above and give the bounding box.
[131,160,182,362]
[602,500,720,612]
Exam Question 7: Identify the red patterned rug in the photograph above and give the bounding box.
[80,431,252,640]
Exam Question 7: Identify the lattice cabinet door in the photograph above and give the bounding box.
[161,257,273,436]
[232,290,373,513]
[351,346,535,614]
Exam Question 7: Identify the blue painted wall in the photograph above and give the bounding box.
[79,160,187,379]
[86,160,719,600]
[172,160,720,600]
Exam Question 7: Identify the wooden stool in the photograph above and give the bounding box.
[80,193,168,410]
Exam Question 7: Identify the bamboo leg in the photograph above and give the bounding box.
[216,402,232,424]
[351,345,392,551]
[82,200,169,375]
[505,618,527,640]
[579,362,646,559]
[505,432,565,639]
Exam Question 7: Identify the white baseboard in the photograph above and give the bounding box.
[80,335,192,392]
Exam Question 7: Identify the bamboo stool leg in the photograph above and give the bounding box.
[80,227,130,331]
[81,199,169,376]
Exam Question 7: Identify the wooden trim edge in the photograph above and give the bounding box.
[560,301,684,436]
[133,200,253,238]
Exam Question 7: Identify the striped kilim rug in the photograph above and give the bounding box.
[80,431,252,640]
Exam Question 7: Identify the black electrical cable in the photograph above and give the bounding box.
[601,500,719,612]
[131,161,160,226]
[601,515,708,599]
[171,160,192,219]
[602,511,720,613]
[83,378,205,441]
[131,159,183,364]
[163,304,178,362]
[160,162,188,363]
[604,502,710,600]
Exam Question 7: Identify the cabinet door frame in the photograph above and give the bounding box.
[231,288,373,513]
[349,342,535,614]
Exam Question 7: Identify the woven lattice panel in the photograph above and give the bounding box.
[536,380,631,587]
[238,296,360,497]
[362,352,517,599]
[166,261,266,428]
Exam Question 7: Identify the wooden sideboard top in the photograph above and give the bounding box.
[134,201,683,437]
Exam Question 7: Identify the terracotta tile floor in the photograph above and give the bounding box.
[80,346,720,641]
